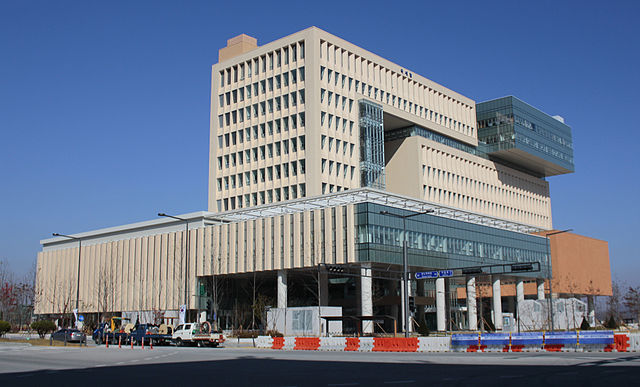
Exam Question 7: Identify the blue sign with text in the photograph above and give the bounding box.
[415,270,453,279]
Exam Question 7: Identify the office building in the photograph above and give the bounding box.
[36,27,608,333]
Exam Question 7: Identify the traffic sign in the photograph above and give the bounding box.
[415,270,453,279]
[78,315,84,322]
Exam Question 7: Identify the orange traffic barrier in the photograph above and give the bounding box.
[272,337,285,350]
[345,337,360,351]
[106,335,109,348]
[372,338,418,352]
[294,337,320,350]
[119,336,121,349]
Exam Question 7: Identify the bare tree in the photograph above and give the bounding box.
[608,281,623,324]
[96,267,116,324]
[623,286,640,323]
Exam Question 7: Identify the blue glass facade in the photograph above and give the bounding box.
[476,96,574,175]
[355,202,550,279]
[359,100,386,189]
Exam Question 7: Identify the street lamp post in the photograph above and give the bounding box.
[52,233,82,327]
[158,213,190,316]
[380,209,434,337]
[544,228,572,332]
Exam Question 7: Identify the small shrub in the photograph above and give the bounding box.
[580,317,591,330]
[416,321,430,336]
[604,315,618,329]
[265,329,283,337]
[31,320,56,339]
[0,321,10,337]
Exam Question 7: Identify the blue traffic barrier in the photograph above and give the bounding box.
[480,333,510,346]
[579,331,613,345]
[545,331,577,345]
[511,332,543,346]
[451,334,479,347]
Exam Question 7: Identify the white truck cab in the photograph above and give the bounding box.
[172,323,224,347]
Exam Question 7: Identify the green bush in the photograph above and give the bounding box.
[31,320,56,339]
[604,315,618,329]
[0,321,10,337]
[580,317,591,330]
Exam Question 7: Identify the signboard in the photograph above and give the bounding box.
[179,304,186,325]
[415,270,453,279]
[78,315,84,322]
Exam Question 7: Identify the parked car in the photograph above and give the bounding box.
[51,328,86,343]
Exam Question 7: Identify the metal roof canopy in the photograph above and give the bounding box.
[214,187,545,235]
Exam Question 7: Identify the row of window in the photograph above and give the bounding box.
[217,183,307,211]
[321,158,356,180]
[320,88,355,114]
[217,136,306,169]
[217,160,306,191]
[424,166,548,209]
[422,145,547,194]
[219,41,305,87]
[218,67,305,107]
[320,111,355,134]
[478,113,573,150]
[219,106,305,129]
[357,224,546,263]
[423,186,548,224]
[319,62,474,137]
[321,183,350,195]
[321,135,355,157]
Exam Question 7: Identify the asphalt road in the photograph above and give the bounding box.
[1,343,639,386]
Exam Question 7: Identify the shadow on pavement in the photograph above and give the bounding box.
[1,356,638,386]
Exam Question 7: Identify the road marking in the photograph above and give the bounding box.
[95,364,107,367]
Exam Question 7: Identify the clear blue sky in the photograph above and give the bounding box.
[1,1,638,285]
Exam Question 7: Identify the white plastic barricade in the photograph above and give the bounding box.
[282,336,296,350]
[255,336,274,348]
[320,337,346,351]
[417,337,450,352]
[628,333,640,352]
[358,337,375,352]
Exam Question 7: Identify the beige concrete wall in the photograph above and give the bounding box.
[386,135,552,230]
[35,205,356,315]
[209,27,478,212]
[209,29,311,212]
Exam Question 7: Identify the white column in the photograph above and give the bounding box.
[277,270,287,309]
[537,280,545,300]
[436,277,446,332]
[516,279,524,324]
[466,277,477,330]
[587,295,596,327]
[492,277,503,330]
[361,264,373,333]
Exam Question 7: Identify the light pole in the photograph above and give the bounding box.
[52,233,82,327]
[158,213,190,318]
[380,209,434,337]
[544,228,572,332]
